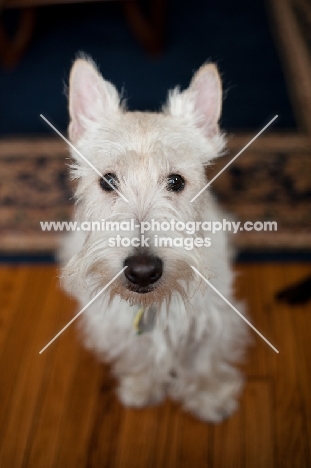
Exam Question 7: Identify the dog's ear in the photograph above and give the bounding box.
[68,57,120,142]
[166,64,222,137]
[188,64,222,136]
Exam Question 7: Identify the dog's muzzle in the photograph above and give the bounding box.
[123,255,163,293]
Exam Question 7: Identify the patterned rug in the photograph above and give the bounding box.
[0,134,310,253]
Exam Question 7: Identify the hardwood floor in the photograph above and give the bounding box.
[0,263,310,467]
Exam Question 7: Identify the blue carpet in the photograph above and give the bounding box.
[0,0,295,135]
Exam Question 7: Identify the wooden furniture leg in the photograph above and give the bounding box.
[123,0,166,56]
[267,0,311,134]
[0,7,36,68]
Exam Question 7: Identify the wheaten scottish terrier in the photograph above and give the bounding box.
[60,55,249,422]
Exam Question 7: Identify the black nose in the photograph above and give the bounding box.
[124,255,163,287]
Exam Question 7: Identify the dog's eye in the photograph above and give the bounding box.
[100,173,119,192]
[167,174,185,192]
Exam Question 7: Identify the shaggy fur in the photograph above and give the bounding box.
[60,55,249,422]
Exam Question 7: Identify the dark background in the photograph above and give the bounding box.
[0,0,295,136]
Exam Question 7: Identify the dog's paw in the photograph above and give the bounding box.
[117,374,165,408]
[182,374,244,423]
[184,390,238,423]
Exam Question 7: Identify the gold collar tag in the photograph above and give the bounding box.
[133,305,157,335]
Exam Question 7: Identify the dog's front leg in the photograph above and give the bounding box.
[113,336,169,408]
[169,337,245,423]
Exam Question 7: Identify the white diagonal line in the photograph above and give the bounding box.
[190,115,278,203]
[40,114,129,203]
[39,267,127,354]
[191,266,279,353]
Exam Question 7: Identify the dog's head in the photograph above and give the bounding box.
[62,55,225,306]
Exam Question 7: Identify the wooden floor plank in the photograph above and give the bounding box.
[114,400,210,468]
[0,263,310,467]
[0,268,63,467]
[86,370,124,468]
[22,293,85,468]
[178,411,209,468]
[114,406,160,468]
[151,400,182,468]
[0,266,30,350]
[282,265,311,466]
[243,379,274,468]
[0,266,55,438]
[212,399,243,468]
[54,350,104,468]
[260,264,309,468]
[235,264,269,377]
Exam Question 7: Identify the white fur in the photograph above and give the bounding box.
[60,56,249,422]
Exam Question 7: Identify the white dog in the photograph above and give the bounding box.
[60,55,249,422]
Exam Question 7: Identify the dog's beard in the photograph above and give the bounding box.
[111,275,190,308]
[62,253,195,308]
[94,258,193,307]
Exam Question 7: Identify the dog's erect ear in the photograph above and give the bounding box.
[167,64,222,137]
[68,57,120,142]
[188,64,222,136]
